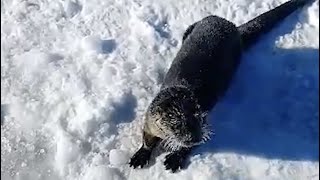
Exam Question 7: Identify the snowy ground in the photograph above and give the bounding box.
[1,0,319,179]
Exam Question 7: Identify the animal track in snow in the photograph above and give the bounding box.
[81,35,117,54]
[64,0,82,18]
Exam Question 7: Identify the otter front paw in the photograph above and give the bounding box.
[164,152,186,172]
[129,147,152,168]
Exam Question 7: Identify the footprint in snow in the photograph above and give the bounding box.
[64,0,82,18]
[81,35,117,54]
[1,104,9,126]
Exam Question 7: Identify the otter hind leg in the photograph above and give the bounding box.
[164,147,192,172]
[129,131,160,168]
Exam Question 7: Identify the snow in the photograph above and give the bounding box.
[109,149,130,166]
[82,166,124,180]
[81,35,116,54]
[1,0,319,179]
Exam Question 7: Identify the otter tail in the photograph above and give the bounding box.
[238,0,311,49]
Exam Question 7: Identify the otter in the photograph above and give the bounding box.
[129,0,311,172]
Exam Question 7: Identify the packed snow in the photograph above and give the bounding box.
[1,0,319,179]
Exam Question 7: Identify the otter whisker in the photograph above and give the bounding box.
[161,136,186,151]
[198,123,214,144]
[161,136,171,150]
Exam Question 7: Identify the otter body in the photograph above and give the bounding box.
[162,16,242,112]
[129,0,311,172]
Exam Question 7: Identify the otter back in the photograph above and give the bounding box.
[162,16,242,112]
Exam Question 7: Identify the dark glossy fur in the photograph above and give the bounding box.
[129,0,310,172]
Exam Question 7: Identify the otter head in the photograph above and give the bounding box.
[146,86,213,151]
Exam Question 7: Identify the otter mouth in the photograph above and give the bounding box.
[161,125,214,151]
[161,136,191,151]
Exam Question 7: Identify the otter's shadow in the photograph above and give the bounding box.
[198,45,319,161]
[193,7,319,162]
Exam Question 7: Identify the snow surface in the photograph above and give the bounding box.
[1,0,319,179]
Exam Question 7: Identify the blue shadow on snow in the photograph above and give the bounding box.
[197,10,319,161]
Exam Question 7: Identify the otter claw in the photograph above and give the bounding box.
[129,147,152,169]
[164,152,185,173]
